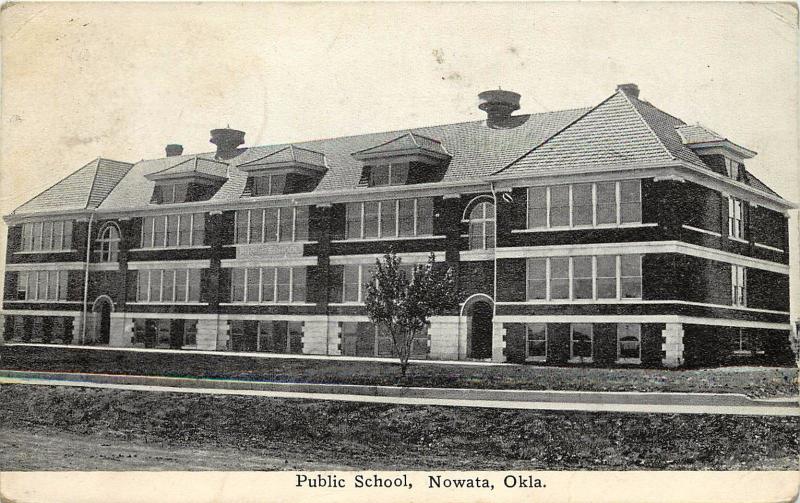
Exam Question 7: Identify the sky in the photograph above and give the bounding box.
[1,2,798,314]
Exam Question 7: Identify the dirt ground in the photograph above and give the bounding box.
[1,384,797,471]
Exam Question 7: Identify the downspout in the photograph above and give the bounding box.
[81,212,95,345]
[489,182,498,359]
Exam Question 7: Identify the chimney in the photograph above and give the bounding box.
[478,90,521,129]
[165,144,183,157]
[210,127,245,159]
[616,83,640,99]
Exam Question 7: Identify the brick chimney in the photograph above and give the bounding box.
[165,144,183,157]
[478,90,521,129]
[616,83,640,99]
[210,127,245,159]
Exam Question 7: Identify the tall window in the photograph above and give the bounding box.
[468,201,495,250]
[136,269,202,303]
[527,179,642,229]
[525,323,547,361]
[20,220,73,252]
[229,266,307,303]
[16,271,68,301]
[527,255,642,301]
[344,198,433,240]
[728,197,745,239]
[617,323,641,361]
[570,323,593,360]
[235,207,309,244]
[369,163,409,186]
[96,223,121,262]
[731,265,747,306]
[141,214,205,248]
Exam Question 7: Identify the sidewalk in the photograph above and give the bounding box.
[2,369,797,417]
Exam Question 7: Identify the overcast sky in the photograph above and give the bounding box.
[1,2,798,313]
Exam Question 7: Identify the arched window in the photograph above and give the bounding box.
[468,201,495,250]
[96,223,120,262]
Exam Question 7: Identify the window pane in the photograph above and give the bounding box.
[346,203,361,239]
[485,221,495,249]
[17,272,28,300]
[596,182,617,225]
[527,258,546,300]
[173,184,188,203]
[154,216,166,247]
[550,257,569,299]
[370,165,390,186]
[250,209,264,244]
[63,221,73,250]
[149,270,162,301]
[32,223,42,251]
[162,269,175,301]
[292,267,306,302]
[58,270,68,300]
[618,323,641,359]
[253,175,270,197]
[596,255,617,299]
[276,268,291,302]
[191,213,205,245]
[621,278,642,299]
[37,271,49,300]
[390,163,409,185]
[42,221,53,250]
[620,180,641,223]
[264,208,279,242]
[52,222,64,250]
[549,186,570,227]
[261,267,275,302]
[572,184,593,226]
[246,268,260,302]
[142,217,153,247]
[28,271,37,300]
[621,255,641,276]
[279,208,293,242]
[416,198,433,235]
[526,323,547,358]
[380,200,397,238]
[47,271,58,300]
[235,211,248,244]
[188,269,201,302]
[231,269,244,302]
[175,269,187,302]
[572,256,593,299]
[469,222,484,250]
[21,224,30,251]
[364,202,379,238]
[571,323,593,358]
[294,206,309,241]
[343,265,360,302]
[621,255,642,299]
[167,215,179,247]
[398,199,415,237]
[270,174,286,195]
[527,187,547,228]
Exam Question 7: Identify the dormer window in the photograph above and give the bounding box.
[352,132,451,187]
[370,163,409,187]
[146,156,228,204]
[251,174,287,196]
[724,158,741,180]
[238,145,326,198]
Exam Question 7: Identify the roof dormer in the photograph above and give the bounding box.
[237,145,327,197]
[352,132,451,187]
[676,124,756,180]
[145,155,228,204]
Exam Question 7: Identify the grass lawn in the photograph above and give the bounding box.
[1,345,797,398]
[0,384,797,470]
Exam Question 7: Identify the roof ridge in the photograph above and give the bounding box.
[82,158,102,209]
[620,92,677,162]
[492,94,618,176]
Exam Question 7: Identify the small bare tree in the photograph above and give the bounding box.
[364,252,458,376]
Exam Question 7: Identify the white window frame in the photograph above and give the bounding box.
[136,269,200,303]
[234,207,308,244]
[141,213,204,249]
[468,201,495,250]
[731,265,747,307]
[728,196,745,240]
[527,179,642,230]
[569,323,594,363]
[229,266,306,304]
[525,323,547,362]
[96,223,121,262]
[527,254,642,302]
[343,198,432,241]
